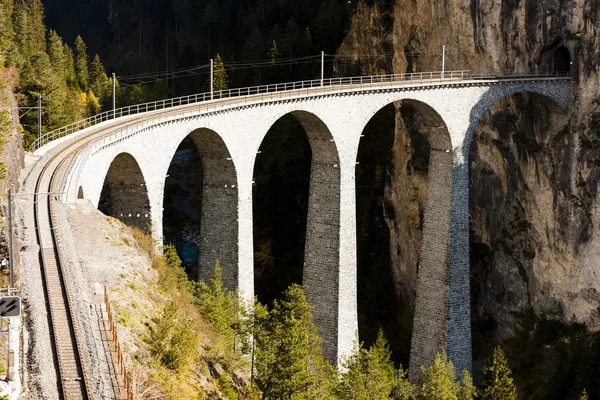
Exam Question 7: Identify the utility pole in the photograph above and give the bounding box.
[321,51,325,87]
[210,58,214,100]
[7,189,14,293]
[37,94,42,140]
[441,45,446,79]
[112,73,116,119]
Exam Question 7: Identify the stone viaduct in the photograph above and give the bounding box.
[41,76,571,378]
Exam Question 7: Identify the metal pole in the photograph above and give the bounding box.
[37,94,42,140]
[112,73,116,118]
[210,59,214,100]
[7,189,14,292]
[441,45,446,79]
[321,51,325,87]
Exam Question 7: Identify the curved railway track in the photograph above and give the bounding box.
[33,114,151,399]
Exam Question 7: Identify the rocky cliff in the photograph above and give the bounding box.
[0,68,24,276]
[339,0,600,397]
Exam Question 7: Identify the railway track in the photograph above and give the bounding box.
[34,149,90,398]
[33,113,151,399]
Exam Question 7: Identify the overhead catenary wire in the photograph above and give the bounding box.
[116,47,456,86]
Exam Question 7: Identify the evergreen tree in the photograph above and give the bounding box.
[212,53,228,92]
[418,351,458,400]
[336,331,403,399]
[196,262,239,346]
[47,30,66,80]
[480,346,517,400]
[13,0,45,62]
[579,389,589,400]
[73,35,88,90]
[457,371,478,400]
[0,0,18,67]
[89,54,108,100]
[63,44,77,88]
[253,284,334,399]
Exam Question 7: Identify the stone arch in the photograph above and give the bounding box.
[163,128,239,287]
[98,152,151,231]
[77,186,84,200]
[554,46,571,74]
[252,109,341,364]
[356,98,453,377]
[464,84,569,160]
[465,84,570,373]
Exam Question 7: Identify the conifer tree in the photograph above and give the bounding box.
[253,284,334,399]
[74,35,88,90]
[457,371,478,400]
[336,331,401,399]
[418,351,458,400]
[0,0,18,66]
[47,30,66,80]
[480,346,517,400]
[63,44,77,88]
[89,54,108,100]
[579,389,589,400]
[212,53,228,92]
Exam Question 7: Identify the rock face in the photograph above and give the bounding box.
[339,0,599,383]
[0,68,24,265]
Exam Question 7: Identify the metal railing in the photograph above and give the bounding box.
[104,285,137,400]
[31,70,571,151]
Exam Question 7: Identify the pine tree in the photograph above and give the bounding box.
[47,30,66,80]
[89,54,108,100]
[480,346,517,400]
[63,44,77,88]
[579,389,589,400]
[212,53,228,92]
[336,330,401,399]
[0,0,18,67]
[73,35,88,90]
[418,351,458,400]
[253,284,334,399]
[457,371,478,400]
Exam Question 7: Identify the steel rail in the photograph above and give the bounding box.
[32,70,571,150]
[32,111,155,399]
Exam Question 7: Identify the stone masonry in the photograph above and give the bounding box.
[98,152,152,231]
[54,79,571,374]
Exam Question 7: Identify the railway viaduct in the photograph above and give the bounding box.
[35,73,572,378]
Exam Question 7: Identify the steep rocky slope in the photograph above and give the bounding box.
[339,0,600,397]
[0,68,24,279]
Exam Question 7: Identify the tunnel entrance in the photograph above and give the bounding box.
[554,46,571,74]
[98,153,151,231]
[77,186,84,199]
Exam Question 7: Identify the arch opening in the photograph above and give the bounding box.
[554,46,571,74]
[468,91,574,394]
[163,129,238,286]
[356,99,452,370]
[252,110,341,363]
[252,114,312,306]
[98,153,151,232]
[77,186,84,200]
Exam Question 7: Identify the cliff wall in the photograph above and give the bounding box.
[339,0,600,396]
